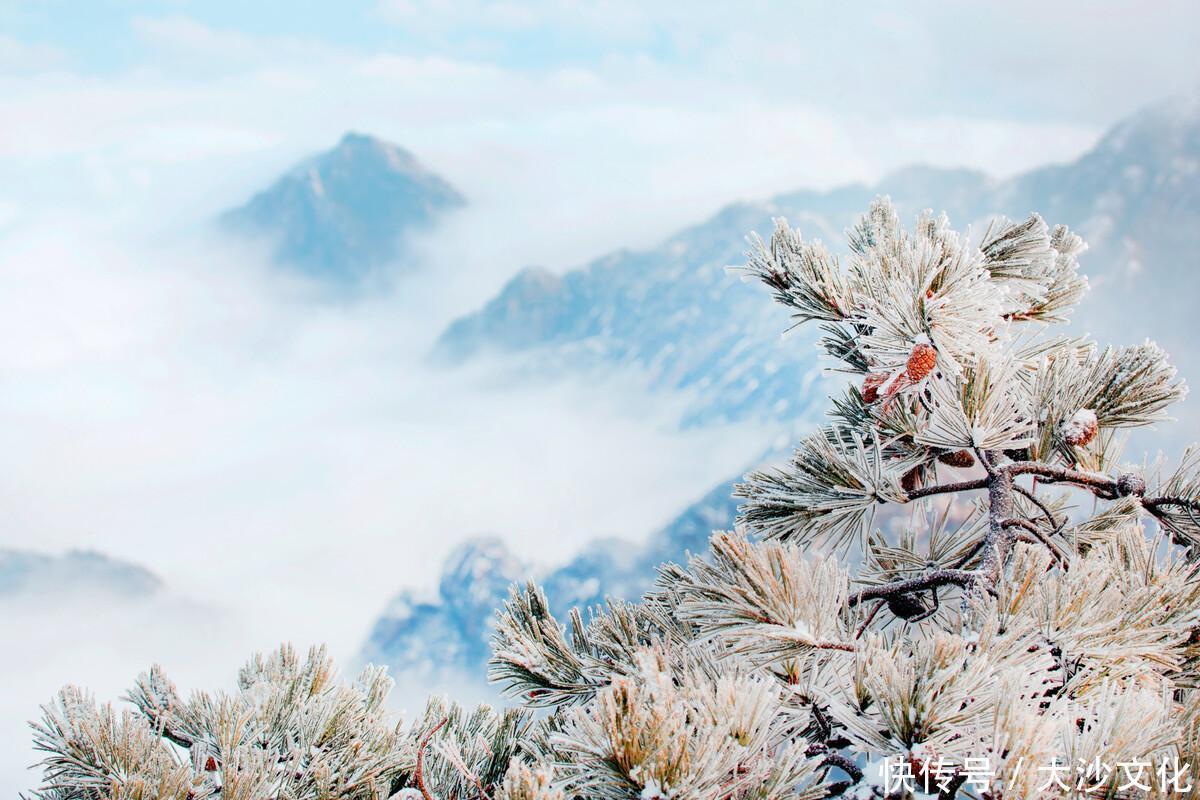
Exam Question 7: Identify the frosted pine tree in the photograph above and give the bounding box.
[27,200,1200,799]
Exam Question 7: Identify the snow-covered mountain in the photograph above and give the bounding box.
[362,93,1200,687]
[221,132,465,282]
[0,549,161,601]
[435,94,1200,426]
[358,480,739,684]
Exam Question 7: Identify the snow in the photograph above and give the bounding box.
[640,777,671,799]
[1061,408,1098,444]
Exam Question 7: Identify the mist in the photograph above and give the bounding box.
[0,186,783,795]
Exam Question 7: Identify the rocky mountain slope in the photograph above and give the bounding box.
[358,480,739,685]
[435,94,1200,427]
[221,132,465,282]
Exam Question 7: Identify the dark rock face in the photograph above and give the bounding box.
[221,132,465,282]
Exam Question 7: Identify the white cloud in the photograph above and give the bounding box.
[371,0,1200,125]
[0,33,65,73]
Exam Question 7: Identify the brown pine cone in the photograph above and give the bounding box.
[888,592,930,620]
[937,449,976,468]
[905,342,937,381]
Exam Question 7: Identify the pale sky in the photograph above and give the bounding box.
[4,1,1198,259]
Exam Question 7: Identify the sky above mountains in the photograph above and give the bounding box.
[6,1,1198,272]
[5,2,1198,124]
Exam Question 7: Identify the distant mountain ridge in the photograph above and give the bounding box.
[0,549,162,600]
[221,132,465,282]
[435,93,1200,427]
[358,480,740,684]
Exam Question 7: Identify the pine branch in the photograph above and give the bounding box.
[736,427,905,548]
[846,569,977,607]
[1004,461,1121,497]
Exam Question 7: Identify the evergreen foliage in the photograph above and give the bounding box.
[28,200,1200,799]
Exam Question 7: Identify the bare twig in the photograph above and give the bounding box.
[805,742,864,784]
[1142,495,1200,547]
[1143,496,1200,514]
[854,599,886,638]
[951,536,990,570]
[1004,462,1117,498]
[415,716,449,800]
[1000,517,1068,565]
[1013,483,1065,537]
[975,446,998,478]
[905,477,988,501]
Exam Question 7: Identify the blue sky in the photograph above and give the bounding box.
[5,1,1198,120]
[2,0,684,72]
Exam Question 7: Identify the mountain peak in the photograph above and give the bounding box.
[221,132,465,283]
[315,132,420,171]
[339,130,380,147]
[1092,90,1200,158]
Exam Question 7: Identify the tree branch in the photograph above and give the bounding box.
[1143,495,1200,514]
[1013,483,1065,537]
[973,464,1015,596]
[847,569,977,607]
[1000,517,1067,565]
[805,743,863,784]
[904,477,988,501]
[1142,495,1200,547]
[1004,462,1117,498]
